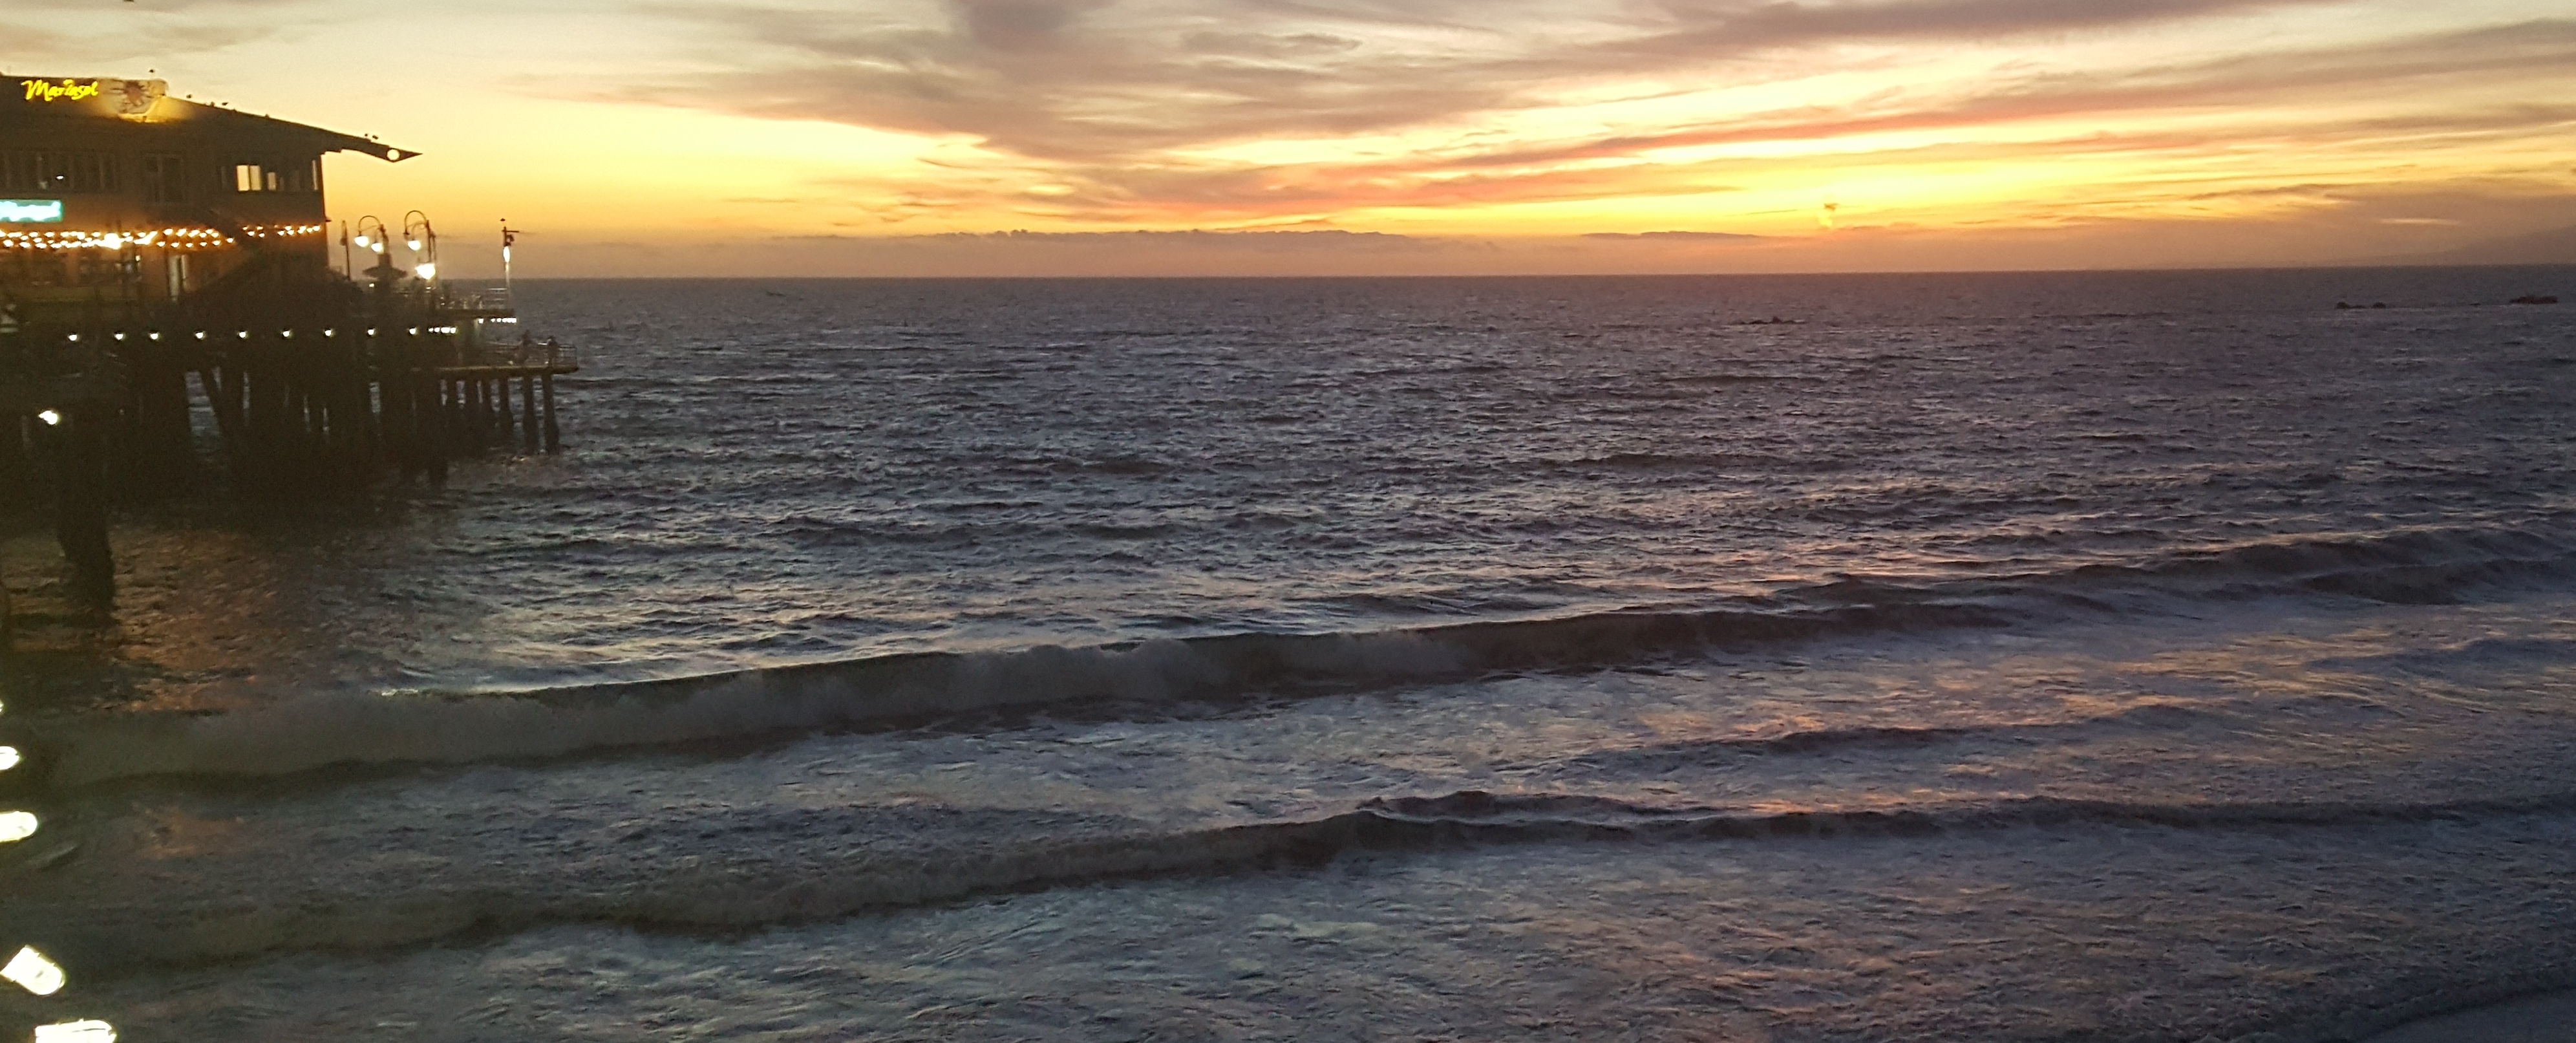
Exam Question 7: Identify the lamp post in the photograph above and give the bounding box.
[403,210,438,288]
[352,215,394,289]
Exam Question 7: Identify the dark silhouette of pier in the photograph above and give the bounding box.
[2,72,581,642]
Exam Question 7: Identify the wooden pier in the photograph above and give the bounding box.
[1,279,578,625]
[3,70,590,641]
[6,288,575,477]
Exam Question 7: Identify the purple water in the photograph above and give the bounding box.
[5,267,2575,1040]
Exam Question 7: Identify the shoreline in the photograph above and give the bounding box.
[2361,988,2576,1042]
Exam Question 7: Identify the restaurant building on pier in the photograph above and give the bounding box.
[2,74,571,569]
[1,73,414,319]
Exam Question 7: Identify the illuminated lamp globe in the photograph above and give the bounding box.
[35,1021,118,1043]
[3,946,64,996]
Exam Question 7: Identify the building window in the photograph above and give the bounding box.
[232,159,317,193]
[141,154,186,204]
[0,251,70,288]
[0,151,120,194]
[72,251,133,288]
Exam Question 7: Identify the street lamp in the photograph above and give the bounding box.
[351,215,386,255]
[352,215,398,288]
[403,210,438,285]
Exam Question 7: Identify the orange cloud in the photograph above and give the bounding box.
[16,0,2565,273]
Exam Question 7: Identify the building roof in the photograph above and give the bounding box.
[6,75,417,162]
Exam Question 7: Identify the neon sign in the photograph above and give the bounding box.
[21,80,100,103]
[0,200,64,224]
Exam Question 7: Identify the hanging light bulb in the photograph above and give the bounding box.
[34,1021,118,1043]
[415,262,437,280]
[37,410,61,427]
[0,812,34,843]
[352,234,371,249]
[0,746,18,769]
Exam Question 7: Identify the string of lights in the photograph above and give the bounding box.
[239,223,328,239]
[17,323,577,372]
[0,222,328,252]
[36,323,538,345]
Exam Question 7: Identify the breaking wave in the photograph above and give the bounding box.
[48,788,2576,971]
[39,520,2576,786]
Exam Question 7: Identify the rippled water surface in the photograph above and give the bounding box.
[4,268,2575,1041]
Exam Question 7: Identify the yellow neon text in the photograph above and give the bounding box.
[22,80,101,103]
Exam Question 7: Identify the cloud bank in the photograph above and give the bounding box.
[10,0,2570,273]
[589,0,2576,241]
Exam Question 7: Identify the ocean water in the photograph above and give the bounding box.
[4,268,2576,1040]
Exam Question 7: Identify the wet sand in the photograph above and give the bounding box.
[2363,989,2576,1042]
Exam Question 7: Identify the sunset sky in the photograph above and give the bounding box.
[11,0,2574,275]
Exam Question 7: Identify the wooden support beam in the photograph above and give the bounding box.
[541,373,560,452]
[1,420,14,652]
[54,407,114,610]
[520,374,539,454]
[424,369,449,486]
[389,338,420,482]
[495,377,513,446]
[134,340,193,489]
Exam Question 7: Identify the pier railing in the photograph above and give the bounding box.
[448,337,579,374]
[443,286,514,313]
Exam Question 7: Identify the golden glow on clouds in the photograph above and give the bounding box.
[9,0,2571,274]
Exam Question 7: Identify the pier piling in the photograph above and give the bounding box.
[542,373,560,452]
[3,301,579,619]
[521,375,539,455]
[53,407,114,608]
